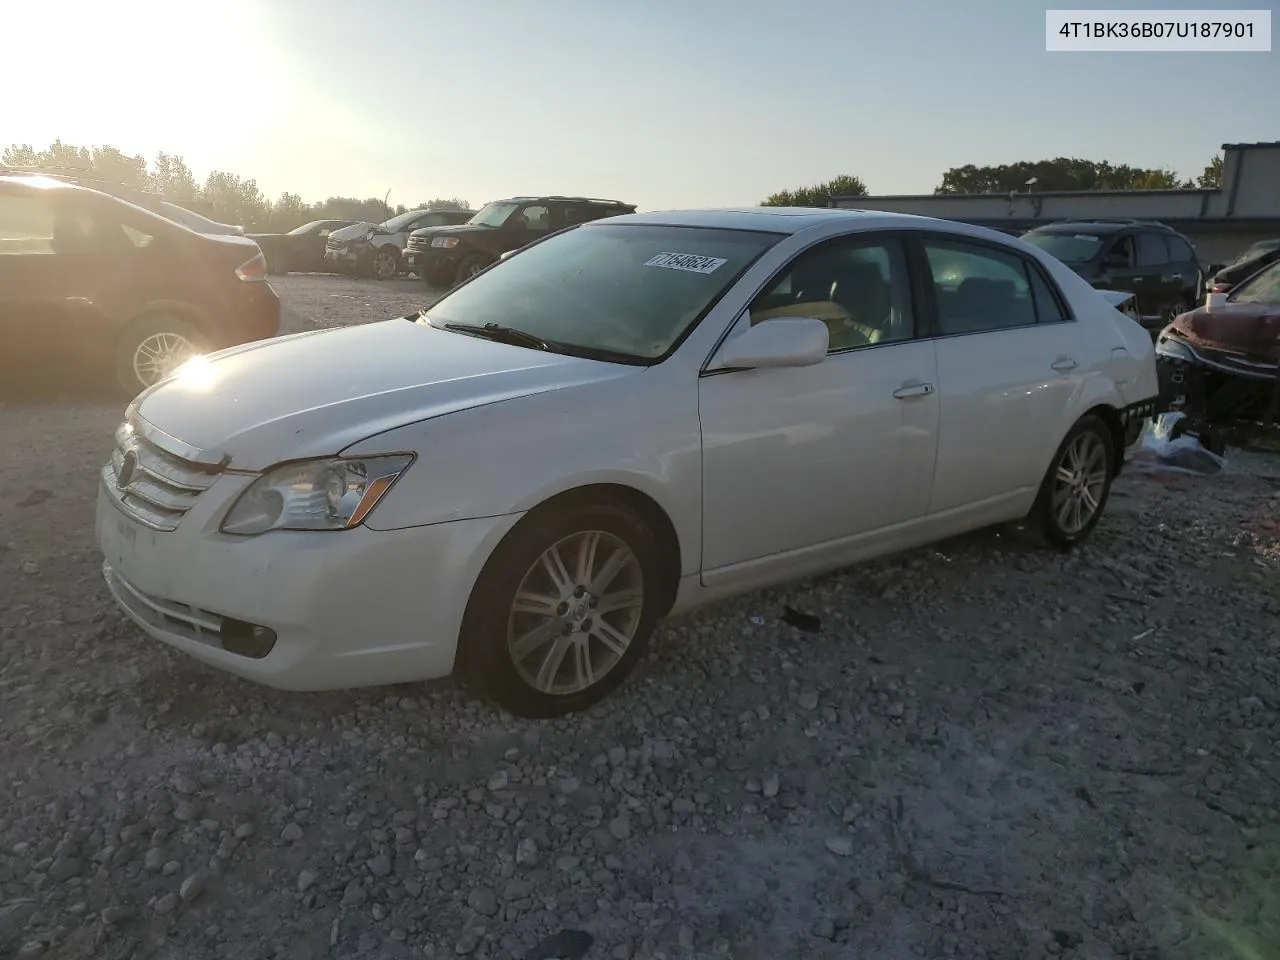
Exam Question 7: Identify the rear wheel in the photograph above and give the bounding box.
[114,317,206,398]
[1029,414,1115,549]
[458,500,660,718]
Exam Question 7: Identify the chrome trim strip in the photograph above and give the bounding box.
[129,410,229,468]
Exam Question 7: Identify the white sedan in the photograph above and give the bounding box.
[95,209,1160,717]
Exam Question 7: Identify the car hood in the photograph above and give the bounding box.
[1171,302,1280,360]
[328,221,377,241]
[130,318,634,470]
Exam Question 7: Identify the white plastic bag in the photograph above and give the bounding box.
[1129,412,1227,475]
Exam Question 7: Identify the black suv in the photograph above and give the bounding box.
[404,196,636,287]
[1021,220,1203,331]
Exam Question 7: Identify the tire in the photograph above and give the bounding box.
[1029,414,1115,549]
[114,316,207,398]
[458,500,661,718]
[453,254,490,288]
[367,246,400,280]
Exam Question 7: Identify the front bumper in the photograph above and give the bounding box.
[95,474,520,691]
[323,244,366,270]
[403,247,458,279]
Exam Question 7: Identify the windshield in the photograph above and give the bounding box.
[288,220,326,236]
[1021,231,1105,264]
[1227,240,1280,267]
[379,209,426,232]
[468,202,519,228]
[425,223,781,361]
[1230,261,1280,305]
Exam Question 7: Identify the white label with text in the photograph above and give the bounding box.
[644,252,728,275]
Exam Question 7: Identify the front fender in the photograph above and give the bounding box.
[340,370,703,574]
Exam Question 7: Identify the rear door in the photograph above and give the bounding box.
[919,234,1087,513]
[1134,231,1176,322]
[0,187,63,377]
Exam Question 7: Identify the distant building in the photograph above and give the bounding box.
[831,141,1280,265]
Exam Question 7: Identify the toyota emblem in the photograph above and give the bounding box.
[117,450,138,489]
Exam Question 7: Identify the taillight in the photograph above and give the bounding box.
[236,252,267,281]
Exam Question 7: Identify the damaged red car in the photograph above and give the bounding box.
[1155,259,1280,424]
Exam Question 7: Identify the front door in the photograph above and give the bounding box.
[1134,231,1176,321]
[498,203,555,255]
[699,234,939,575]
[917,234,1088,512]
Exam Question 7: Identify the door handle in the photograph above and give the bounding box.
[1051,356,1078,372]
[892,381,934,399]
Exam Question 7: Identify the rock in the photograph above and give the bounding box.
[762,774,780,799]
[609,817,632,841]
[467,887,498,917]
[298,870,318,892]
[21,560,39,576]
[180,873,207,902]
[16,941,44,959]
[341,880,368,907]
[798,691,819,711]
[812,918,836,940]
[162,860,181,876]
[487,770,509,792]
[281,823,303,842]
[0,900,37,946]
[454,932,480,955]
[234,823,256,839]
[48,857,82,881]
[515,837,539,866]
[154,893,179,916]
[100,905,135,925]
[825,836,853,857]
[369,853,392,878]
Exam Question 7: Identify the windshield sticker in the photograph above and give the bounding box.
[1073,234,1098,241]
[644,252,728,275]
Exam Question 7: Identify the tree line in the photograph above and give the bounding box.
[1,140,469,233]
[762,155,1224,207]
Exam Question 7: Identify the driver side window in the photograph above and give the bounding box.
[1104,235,1135,268]
[747,236,915,352]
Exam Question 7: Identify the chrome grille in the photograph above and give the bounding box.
[102,421,221,531]
[325,237,342,250]
[407,236,431,252]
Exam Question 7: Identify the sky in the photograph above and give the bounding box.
[7,0,1278,210]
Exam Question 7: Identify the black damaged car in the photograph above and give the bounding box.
[403,196,636,288]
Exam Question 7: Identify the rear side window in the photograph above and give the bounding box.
[1136,232,1170,267]
[1166,235,1195,261]
[1026,265,1068,322]
[922,238,1040,334]
[0,194,55,255]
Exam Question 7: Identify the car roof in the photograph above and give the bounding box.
[1030,220,1174,235]
[500,196,633,206]
[598,207,951,235]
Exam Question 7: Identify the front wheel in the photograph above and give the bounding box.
[1029,415,1115,549]
[453,254,489,288]
[368,246,400,280]
[458,501,660,718]
[114,317,206,398]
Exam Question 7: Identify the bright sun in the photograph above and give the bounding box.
[6,0,284,162]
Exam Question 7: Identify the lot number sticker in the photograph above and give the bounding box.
[644,252,728,274]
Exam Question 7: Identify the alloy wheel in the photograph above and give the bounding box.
[506,530,645,696]
[373,250,397,279]
[132,332,197,386]
[1050,431,1109,535]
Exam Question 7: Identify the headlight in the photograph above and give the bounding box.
[220,455,413,536]
[1155,335,1196,362]
[431,237,460,249]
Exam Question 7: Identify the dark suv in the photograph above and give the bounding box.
[0,174,280,396]
[404,196,637,287]
[1021,220,1203,331]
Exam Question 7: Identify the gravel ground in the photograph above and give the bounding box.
[1,275,1279,960]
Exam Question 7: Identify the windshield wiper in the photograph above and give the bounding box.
[440,321,549,351]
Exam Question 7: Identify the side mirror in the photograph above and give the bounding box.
[1205,292,1228,311]
[714,317,829,370]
